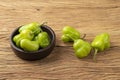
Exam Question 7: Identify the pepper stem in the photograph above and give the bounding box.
[41,22,48,26]
[41,22,48,32]
[93,48,98,62]
[81,34,86,40]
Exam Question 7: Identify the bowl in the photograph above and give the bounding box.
[10,25,56,61]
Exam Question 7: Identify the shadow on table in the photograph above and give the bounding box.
[23,47,62,65]
[22,45,115,64]
[80,47,115,63]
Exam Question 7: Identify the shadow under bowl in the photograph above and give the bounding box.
[10,25,56,61]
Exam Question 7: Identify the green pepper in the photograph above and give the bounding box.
[61,26,80,42]
[19,22,41,35]
[61,35,72,42]
[20,39,39,52]
[20,29,34,40]
[13,22,51,52]
[13,34,21,43]
[73,39,91,58]
[13,34,23,47]
[36,32,50,48]
[91,33,110,61]
[13,29,34,47]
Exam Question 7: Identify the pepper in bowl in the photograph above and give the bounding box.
[10,22,56,61]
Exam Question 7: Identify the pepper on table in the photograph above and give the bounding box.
[91,33,110,61]
[73,39,91,58]
[61,26,81,42]
[61,26,91,58]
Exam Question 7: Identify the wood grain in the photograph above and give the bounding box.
[0,0,120,80]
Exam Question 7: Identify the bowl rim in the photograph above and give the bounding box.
[10,25,56,54]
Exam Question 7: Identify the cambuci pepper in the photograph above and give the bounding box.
[19,22,42,35]
[20,39,39,52]
[35,32,50,48]
[13,29,34,47]
[91,33,110,61]
[61,26,80,42]
[61,26,111,61]
[61,26,91,58]
[73,39,91,58]
[13,22,50,52]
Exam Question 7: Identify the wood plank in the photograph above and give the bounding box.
[0,0,120,80]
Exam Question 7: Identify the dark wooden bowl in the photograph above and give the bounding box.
[10,25,56,61]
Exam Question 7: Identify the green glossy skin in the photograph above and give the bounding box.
[73,39,91,58]
[91,33,110,51]
[13,29,34,47]
[13,34,23,47]
[37,32,50,48]
[13,34,21,43]
[20,29,34,40]
[13,22,51,52]
[62,26,80,42]
[61,35,72,42]
[19,22,41,35]
[91,33,110,61]
[20,39,39,52]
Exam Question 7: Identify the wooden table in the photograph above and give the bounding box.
[0,0,120,80]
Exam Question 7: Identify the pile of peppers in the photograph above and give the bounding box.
[13,22,50,52]
[61,26,110,61]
